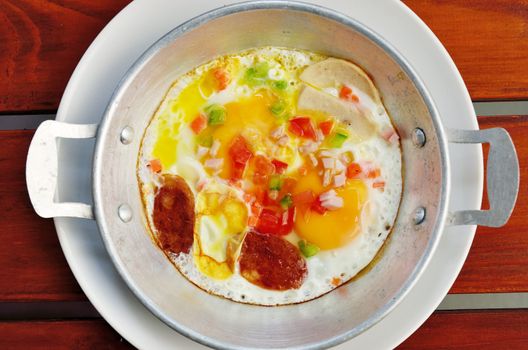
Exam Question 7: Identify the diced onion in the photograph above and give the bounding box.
[204,158,224,169]
[210,140,221,157]
[334,159,346,172]
[270,125,285,139]
[282,211,289,225]
[322,158,335,169]
[323,170,332,186]
[334,173,346,187]
[196,146,209,158]
[315,129,324,142]
[309,153,318,166]
[319,189,337,201]
[300,141,318,154]
[277,135,289,146]
[321,196,344,210]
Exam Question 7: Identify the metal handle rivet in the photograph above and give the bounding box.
[412,128,426,148]
[120,126,134,145]
[118,204,133,223]
[414,207,426,225]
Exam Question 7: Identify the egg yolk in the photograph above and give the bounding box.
[194,191,248,280]
[293,169,368,250]
[212,91,278,179]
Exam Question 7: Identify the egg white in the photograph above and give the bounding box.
[138,47,402,305]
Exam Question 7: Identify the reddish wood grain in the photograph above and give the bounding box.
[452,116,528,293]
[1,311,527,349]
[0,1,527,112]
[0,0,131,113]
[0,130,84,302]
[403,0,528,101]
[399,310,528,349]
[0,320,133,350]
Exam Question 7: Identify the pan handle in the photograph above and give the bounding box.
[446,128,519,227]
[26,120,98,219]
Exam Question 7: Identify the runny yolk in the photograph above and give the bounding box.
[293,169,368,250]
[212,91,278,179]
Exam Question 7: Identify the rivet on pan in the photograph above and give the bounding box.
[120,126,134,145]
[414,207,426,225]
[412,128,426,148]
[118,204,133,223]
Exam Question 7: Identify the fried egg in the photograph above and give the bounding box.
[138,47,402,305]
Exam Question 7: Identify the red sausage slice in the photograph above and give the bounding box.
[153,175,194,255]
[239,231,307,291]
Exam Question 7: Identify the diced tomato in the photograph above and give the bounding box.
[190,114,207,134]
[213,68,229,91]
[255,207,295,236]
[253,155,275,185]
[289,117,317,140]
[346,162,362,179]
[148,159,162,173]
[367,168,381,178]
[373,181,385,191]
[229,135,253,180]
[278,177,297,199]
[339,85,352,100]
[292,190,315,206]
[319,120,334,136]
[272,159,288,174]
[311,196,328,215]
[339,85,360,103]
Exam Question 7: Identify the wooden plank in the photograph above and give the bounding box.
[1,311,527,349]
[451,116,528,293]
[0,130,84,301]
[399,309,528,349]
[0,0,131,113]
[0,320,133,350]
[403,0,528,101]
[0,1,527,113]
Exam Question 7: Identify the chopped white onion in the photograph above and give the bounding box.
[334,173,346,187]
[277,135,289,146]
[322,158,335,169]
[321,196,344,210]
[319,189,337,201]
[300,141,318,154]
[282,210,289,225]
[323,170,332,186]
[270,125,285,139]
[334,159,346,172]
[204,158,224,169]
[319,150,334,157]
[315,129,324,142]
[309,153,318,167]
[210,140,221,157]
[196,146,209,158]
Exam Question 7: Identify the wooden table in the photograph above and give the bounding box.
[1,1,527,349]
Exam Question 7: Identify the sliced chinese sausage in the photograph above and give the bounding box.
[297,85,376,139]
[300,57,380,103]
[153,174,195,255]
[239,231,307,291]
